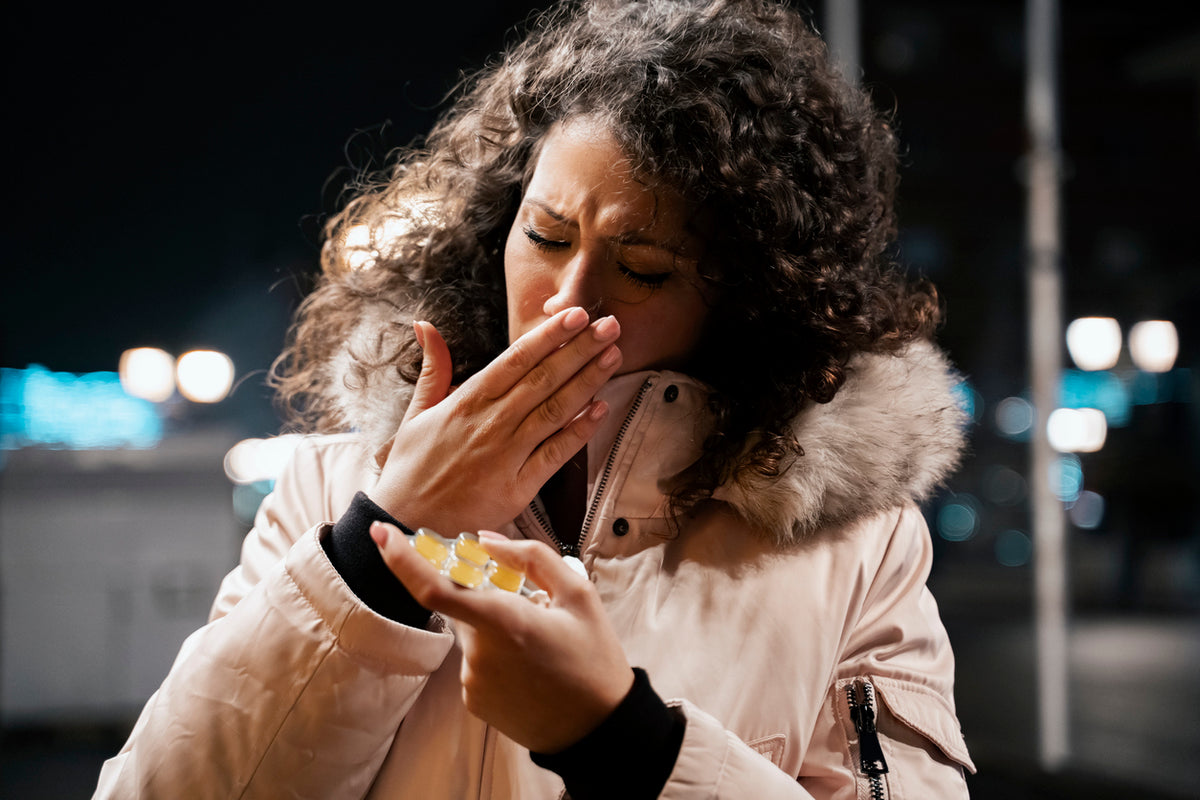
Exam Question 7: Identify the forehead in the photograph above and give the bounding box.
[525,118,696,236]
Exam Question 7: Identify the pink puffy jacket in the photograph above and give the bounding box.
[96,344,975,798]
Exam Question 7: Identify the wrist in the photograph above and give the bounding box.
[531,667,684,798]
[323,492,428,626]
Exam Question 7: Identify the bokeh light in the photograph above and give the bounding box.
[1049,454,1083,503]
[1,365,162,449]
[176,350,235,403]
[232,481,275,526]
[1066,317,1122,371]
[982,464,1027,506]
[1128,320,1178,373]
[224,434,304,484]
[338,199,443,272]
[342,224,375,271]
[118,347,176,403]
[995,529,1033,567]
[995,396,1034,439]
[953,379,983,424]
[1047,407,1107,453]
[1060,369,1130,427]
[1068,490,1106,530]
[937,493,980,541]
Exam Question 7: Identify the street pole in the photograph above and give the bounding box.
[1025,0,1070,771]
[824,0,860,86]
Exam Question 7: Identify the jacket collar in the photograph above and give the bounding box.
[593,340,968,545]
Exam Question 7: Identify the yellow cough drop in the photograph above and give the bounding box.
[446,559,485,588]
[412,531,449,568]
[487,562,525,593]
[454,534,491,567]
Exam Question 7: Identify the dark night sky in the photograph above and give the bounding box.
[6,0,1199,435]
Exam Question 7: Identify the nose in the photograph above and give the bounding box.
[541,252,605,319]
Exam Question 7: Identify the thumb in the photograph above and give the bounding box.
[404,321,454,422]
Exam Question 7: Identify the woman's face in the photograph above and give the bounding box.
[504,118,713,374]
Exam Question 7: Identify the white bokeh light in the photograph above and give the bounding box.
[1128,320,1178,373]
[1065,317,1122,371]
[118,347,176,402]
[224,434,304,484]
[342,223,375,271]
[176,350,235,403]
[995,396,1035,437]
[1047,407,1107,453]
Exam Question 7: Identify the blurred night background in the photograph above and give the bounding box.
[2,0,1198,797]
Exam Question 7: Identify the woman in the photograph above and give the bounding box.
[96,0,975,797]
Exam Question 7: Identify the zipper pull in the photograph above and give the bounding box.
[562,555,588,578]
[848,680,889,776]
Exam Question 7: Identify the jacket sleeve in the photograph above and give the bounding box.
[93,438,456,800]
[799,505,974,800]
[658,505,974,800]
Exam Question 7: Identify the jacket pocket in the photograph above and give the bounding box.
[747,733,787,768]
[835,677,974,800]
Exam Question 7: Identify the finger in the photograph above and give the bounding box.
[516,399,609,492]
[514,342,621,444]
[476,531,593,603]
[472,307,593,399]
[403,321,453,423]
[370,521,525,627]
[502,315,621,414]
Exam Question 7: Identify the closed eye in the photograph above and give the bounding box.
[618,264,671,289]
[523,226,569,251]
[525,224,672,291]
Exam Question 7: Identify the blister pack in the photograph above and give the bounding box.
[406,528,550,605]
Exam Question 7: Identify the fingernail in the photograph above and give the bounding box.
[589,400,609,421]
[478,530,507,543]
[598,344,621,369]
[593,315,619,341]
[369,521,390,547]
[563,307,589,331]
[413,321,427,349]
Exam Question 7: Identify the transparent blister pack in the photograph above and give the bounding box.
[406,528,550,605]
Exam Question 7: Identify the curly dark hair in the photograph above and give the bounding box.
[272,0,940,513]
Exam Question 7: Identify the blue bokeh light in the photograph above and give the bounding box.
[1060,369,1131,427]
[952,379,982,424]
[995,529,1033,567]
[1,365,163,450]
[1049,454,1083,503]
[937,493,981,542]
[232,480,275,526]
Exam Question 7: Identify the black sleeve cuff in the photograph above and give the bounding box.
[320,491,432,627]
[530,667,685,799]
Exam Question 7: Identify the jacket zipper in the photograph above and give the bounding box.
[846,679,889,800]
[534,377,654,557]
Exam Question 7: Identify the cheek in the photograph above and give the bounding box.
[506,266,540,310]
[503,237,544,336]
[502,228,522,297]
[618,295,709,370]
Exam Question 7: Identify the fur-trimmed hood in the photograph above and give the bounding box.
[326,306,416,454]
[712,339,969,543]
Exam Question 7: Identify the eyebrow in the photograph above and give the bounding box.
[524,197,700,260]
[527,199,576,227]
